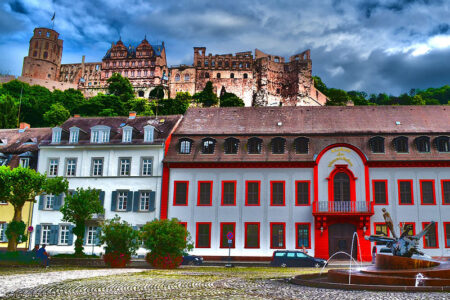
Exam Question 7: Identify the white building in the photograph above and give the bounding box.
[30,113,182,255]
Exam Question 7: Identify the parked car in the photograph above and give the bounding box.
[181,254,203,266]
[270,250,327,268]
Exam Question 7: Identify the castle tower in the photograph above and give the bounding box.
[21,27,63,81]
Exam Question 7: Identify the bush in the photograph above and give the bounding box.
[0,251,39,266]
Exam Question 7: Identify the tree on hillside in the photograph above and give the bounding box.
[60,187,104,255]
[52,88,84,114]
[107,73,134,102]
[0,94,18,129]
[347,91,370,106]
[193,81,219,107]
[220,92,244,107]
[326,88,351,106]
[313,76,328,95]
[149,85,165,100]
[155,93,191,116]
[0,166,68,251]
[126,98,154,116]
[43,103,70,127]
[79,93,125,117]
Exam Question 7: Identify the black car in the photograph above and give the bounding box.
[270,250,327,268]
[181,254,203,266]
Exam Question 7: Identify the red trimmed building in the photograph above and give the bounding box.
[162,106,450,261]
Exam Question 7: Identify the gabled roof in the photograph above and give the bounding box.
[0,128,51,154]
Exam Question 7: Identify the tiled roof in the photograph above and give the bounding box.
[0,127,51,154]
[103,44,164,59]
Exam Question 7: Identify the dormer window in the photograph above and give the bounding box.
[179,138,192,154]
[224,137,239,154]
[271,137,286,154]
[247,137,262,154]
[144,125,154,142]
[415,136,430,153]
[393,136,408,153]
[90,126,110,143]
[201,138,216,154]
[0,139,6,146]
[69,127,80,143]
[122,126,133,143]
[434,136,449,152]
[52,127,62,144]
[294,137,309,154]
[369,136,385,153]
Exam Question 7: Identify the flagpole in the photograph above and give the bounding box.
[51,12,55,30]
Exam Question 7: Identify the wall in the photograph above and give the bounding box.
[0,202,34,250]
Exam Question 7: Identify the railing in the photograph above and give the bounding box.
[313,201,373,214]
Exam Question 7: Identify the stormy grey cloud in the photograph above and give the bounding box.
[0,0,449,95]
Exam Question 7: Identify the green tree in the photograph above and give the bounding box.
[0,166,68,251]
[313,76,328,95]
[98,216,139,256]
[60,187,104,255]
[326,88,350,106]
[79,94,125,116]
[347,91,370,106]
[107,73,134,102]
[149,85,165,100]
[220,92,244,107]
[52,88,84,114]
[43,103,70,126]
[0,94,18,129]
[126,98,154,116]
[193,81,219,107]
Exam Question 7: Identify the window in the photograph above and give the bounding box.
[295,223,311,249]
[247,137,262,154]
[175,74,180,82]
[48,159,59,176]
[184,74,190,81]
[422,222,438,248]
[141,157,153,176]
[41,225,51,244]
[271,137,286,154]
[65,158,77,176]
[224,138,239,154]
[245,181,260,206]
[442,180,450,205]
[119,158,131,176]
[90,126,110,143]
[92,158,103,176]
[295,181,310,205]
[393,136,408,153]
[179,139,192,154]
[373,180,388,205]
[205,72,209,78]
[243,73,248,79]
[415,136,430,153]
[197,181,212,206]
[230,73,234,78]
[374,223,389,245]
[270,223,285,249]
[201,138,216,154]
[369,136,385,153]
[244,223,259,248]
[398,180,414,205]
[52,127,61,143]
[420,180,435,205]
[43,52,48,59]
[204,60,209,67]
[86,226,97,245]
[139,191,150,211]
[445,223,450,248]
[401,222,415,236]
[144,125,154,142]
[196,223,211,248]
[19,158,30,168]
[69,128,79,143]
[220,223,236,248]
[117,191,128,211]
[44,194,55,210]
[216,73,221,79]
[59,225,69,245]
[0,223,6,241]
[221,181,236,206]
[122,127,132,143]
[174,181,189,206]
[271,181,285,206]
[434,136,449,152]
[294,137,309,154]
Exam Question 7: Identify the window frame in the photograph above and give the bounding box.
[69,127,79,143]
[420,179,436,205]
[224,137,239,154]
[118,157,131,176]
[271,137,286,154]
[295,223,311,249]
[295,180,310,206]
[374,222,390,246]
[195,222,211,248]
[444,222,450,248]
[220,222,236,248]
[294,137,309,154]
[122,127,133,143]
[434,136,449,153]
[48,158,59,177]
[401,222,416,236]
[91,157,104,177]
[270,181,285,206]
[179,138,192,154]
[270,222,286,249]
[221,181,237,206]
[441,180,450,205]
[393,136,409,153]
[245,180,260,206]
[422,222,439,249]
[86,226,98,246]
[19,157,30,168]
[140,157,153,176]
[173,181,189,206]
[369,136,385,153]
[59,225,70,245]
[116,191,128,211]
[65,158,77,177]
[197,181,213,206]
[41,225,51,245]
[201,138,216,154]
[244,222,260,249]
[398,179,414,205]
[247,137,262,154]
[415,136,430,153]
[139,190,151,211]
[372,180,388,205]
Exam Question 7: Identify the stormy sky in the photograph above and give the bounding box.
[1,0,449,95]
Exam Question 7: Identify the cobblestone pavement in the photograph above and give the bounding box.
[1,268,448,300]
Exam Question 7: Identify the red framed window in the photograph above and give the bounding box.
[444,222,450,248]
[197,181,213,206]
[442,180,450,205]
[373,180,388,205]
[270,222,286,249]
[179,222,187,229]
[401,222,415,236]
[270,181,285,206]
[244,222,260,248]
[220,222,236,248]
[295,181,310,206]
[221,181,236,206]
[173,181,189,206]
[422,222,439,249]
[374,222,390,245]
[195,222,211,248]
[420,180,435,205]
[398,180,414,205]
[295,223,311,249]
[245,181,260,206]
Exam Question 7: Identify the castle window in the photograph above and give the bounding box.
[204,60,209,67]
[205,72,210,78]
[175,74,180,82]
[243,73,248,79]
[274,57,280,62]
[415,136,430,153]
[137,70,141,77]
[138,91,144,97]
[179,138,193,154]
[218,61,222,67]
[197,60,201,67]
[45,42,48,50]
[43,52,48,59]
[232,61,236,68]
[211,60,215,67]
[131,71,135,77]
[216,73,221,79]
[294,137,309,154]
[434,136,449,152]
[144,70,148,76]
[224,137,239,154]
[119,61,122,67]
[393,136,408,153]
[230,73,234,79]
[33,51,37,57]
[248,137,262,154]
[246,63,250,68]
[132,62,135,66]
[225,61,229,67]
[38,30,41,36]
[369,136,385,153]
[239,62,243,68]
[46,32,50,38]
[35,42,38,48]
[201,138,216,154]
[184,74,190,81]
[271,137,286,154]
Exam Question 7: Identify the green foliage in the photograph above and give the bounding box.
[43,103,70,126]
[79,94,125,117]
[52,88,84,114]
[149,85,165,100]
[313,76,328,95]
[60,187,104,255]
[126,98,154,116]
[325,88,351,106]
[220,92,244,107]
[5,221,27,244]
[98,216,139,256]
[140,219,193,259]
[107,73,134,102]
[0,251,39,266]
[155,97,190,115]
[193,81,219,107]
[0,94,18,128]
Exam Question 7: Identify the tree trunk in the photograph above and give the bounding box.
[7,206,23,252]
[74,223,85,256]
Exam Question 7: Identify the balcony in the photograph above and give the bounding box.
[312,201,373,215]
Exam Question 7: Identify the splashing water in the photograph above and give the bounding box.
[319,251,361,275]
[349,232,363,284]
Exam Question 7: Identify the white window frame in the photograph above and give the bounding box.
[0,223,6,240]
[117,192,128,211]
[19,158,30,168]
[141,157,153,176]
[52,127,62,144]
[65,158,77,177]
[41,225,51,244]
[122,126,133,143]
[86,226,97,245]
[91,158,104,176]
[90,126,110,143]
[59,225,69,245]
[44,194,55,210]
[48,158,59,176]
[119,158,131,176]
[144,125,154,143]
[69,127,80,143]
[180,140,191,154]
[139,191,150,211]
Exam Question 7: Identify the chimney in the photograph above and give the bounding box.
[74,114,80,118]
[129,111,136,119]
[19,122,30,130]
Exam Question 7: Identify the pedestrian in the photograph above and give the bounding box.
[372,245,377,264]
[36,244,50,267]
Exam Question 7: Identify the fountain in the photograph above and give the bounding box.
[291,209,450,291]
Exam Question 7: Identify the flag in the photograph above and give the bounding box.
[51,12,55,21]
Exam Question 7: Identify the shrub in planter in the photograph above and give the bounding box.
[141,218,193,269]
[98,216,139,268]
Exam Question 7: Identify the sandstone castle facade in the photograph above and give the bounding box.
[20,27,327,106]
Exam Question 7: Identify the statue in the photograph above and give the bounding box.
[365,208,435,258]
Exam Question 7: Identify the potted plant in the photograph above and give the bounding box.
[141,218,193,269]
[98,216,139,268]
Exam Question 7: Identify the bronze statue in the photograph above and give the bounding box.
[365,208,435,258]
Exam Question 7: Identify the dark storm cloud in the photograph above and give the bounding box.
[1,0,449,95]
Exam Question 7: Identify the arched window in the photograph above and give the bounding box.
[271,137,286,154]
[224,137,239,154]
[205,72,210,78]
[369,136,385,153]
[216,73,221,79]
[179,138,193,154]
[138,90,144,97]
[294,137,309,154]
[247,137,262,154]
[43,52,48,59]
[393,136,408,153]
[184,74,190,81]
[415,136,430,153]
[175,74,180,82]
[434,136,449,152]
[230,73,234,79]
[201,138,216,154]
[334,172,350,202]
[243,73,248,79]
